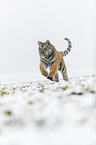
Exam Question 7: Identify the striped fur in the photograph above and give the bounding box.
[60,38,72,57]
[38,38,72,82]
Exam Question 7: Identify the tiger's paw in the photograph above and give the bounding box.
[47,76,53,81]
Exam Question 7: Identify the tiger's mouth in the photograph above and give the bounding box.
[46,50,54,59]
[40,50,54,59]
[40,53,51,59]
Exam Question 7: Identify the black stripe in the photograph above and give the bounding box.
[41,58,47,61]
[51,61,55,64]
[65,50,68,55]
[41,60,48,66]
[58,62,62,70]
[47,54,52,59]
[49,51,54,60]
[67,48,71,52]
[49,53,54,61]
[64,51,66,56]
[61,52,63,55]
[68,44,71,48]
[62,67,64,72]
[49,56,54,61]
[45,50,54,60]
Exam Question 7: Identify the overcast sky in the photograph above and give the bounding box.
[0,0,95,79]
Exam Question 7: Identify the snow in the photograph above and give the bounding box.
[0,75,96,145]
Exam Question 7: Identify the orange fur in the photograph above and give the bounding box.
[38,38,72,82]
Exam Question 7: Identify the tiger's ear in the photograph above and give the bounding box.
[38,41,42,45]
[46,40,51,45]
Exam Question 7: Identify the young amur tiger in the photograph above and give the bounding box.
[38,38,72,82]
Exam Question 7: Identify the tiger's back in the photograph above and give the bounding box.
[38,38,72,82]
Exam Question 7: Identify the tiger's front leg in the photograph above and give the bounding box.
[40,62,48,77]
[47,61,58,81]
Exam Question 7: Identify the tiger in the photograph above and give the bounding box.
[38,38,72,82]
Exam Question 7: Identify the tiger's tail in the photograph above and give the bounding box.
[60,38,72,57]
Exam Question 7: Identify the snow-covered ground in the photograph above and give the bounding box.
[0,75,96,145]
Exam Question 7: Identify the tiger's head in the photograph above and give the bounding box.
[38,40,53,58]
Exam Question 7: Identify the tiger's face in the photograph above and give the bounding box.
[38,40,53,58]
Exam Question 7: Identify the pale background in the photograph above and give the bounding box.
[0,0,95,81]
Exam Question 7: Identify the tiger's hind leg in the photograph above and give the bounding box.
[62,70,69,81]
[60,62,69,81]
[59,58,69,81]
[54,72,59,82]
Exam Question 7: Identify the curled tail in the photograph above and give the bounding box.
[60,38,72,57]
